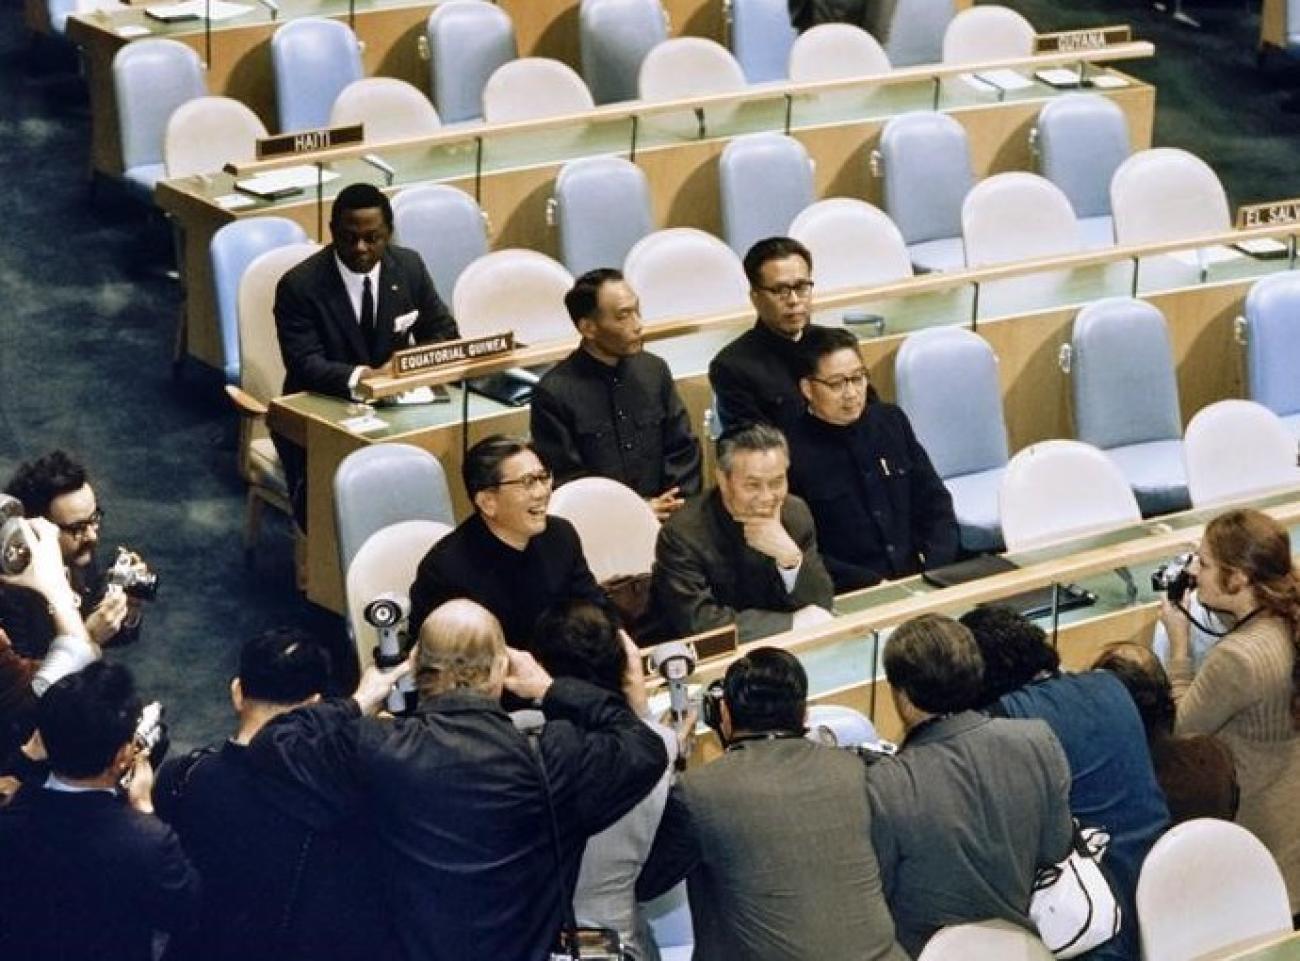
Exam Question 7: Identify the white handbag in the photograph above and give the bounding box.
[1030,822,1122,959]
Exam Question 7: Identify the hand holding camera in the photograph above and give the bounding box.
[85,587,129,645]
[503,648,553,703]
[0,511,82,627]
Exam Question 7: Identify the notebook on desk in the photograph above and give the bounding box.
[922,555,1098,620]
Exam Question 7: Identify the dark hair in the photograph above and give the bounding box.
[331,182,394,229]
[884,614,984,714]
[794,325,861,380]
[564,268,625,326]
[462,434,537,502]
[238,628,331,705]
[742,236,812,287]
[959,606,1060,706]
[723,647,807,734]
[1091,643,1176,741]
[38,662,141,779]
[532,600,627,696]
[715,423,788,474]
[5,450,88,518]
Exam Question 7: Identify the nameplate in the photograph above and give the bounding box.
[256,124,364,160]
[1236,198,1300,229]
[687,624,740,663]
[1034,25,1131,54]
[392,332,516,376]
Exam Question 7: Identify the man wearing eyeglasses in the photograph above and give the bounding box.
[0,451,138,657]
[708,237,820,434]
[786,327,957,592]
[407,435,610,648]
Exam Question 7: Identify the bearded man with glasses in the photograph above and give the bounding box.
[786,327,957,592]
[408,435,610,648]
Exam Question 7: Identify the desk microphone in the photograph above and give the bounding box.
[256,0,279,20]
[363,152,396,186]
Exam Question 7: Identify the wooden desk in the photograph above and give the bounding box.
[157,48,1154,369]
[267,225,1298,613]
[1207,930,1300,961]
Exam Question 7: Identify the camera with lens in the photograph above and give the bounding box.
[1151,552,1195,604]
[120,701,169,790]
[106,547,160,602]
[365,592,414,713]
[0,494,33,577]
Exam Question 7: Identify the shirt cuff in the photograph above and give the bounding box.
[778,560,802,593]
[32,635,101,696]
[347,366,365,401]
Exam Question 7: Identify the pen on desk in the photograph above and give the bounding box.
[879,457,891,477]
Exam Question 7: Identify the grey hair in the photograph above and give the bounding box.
[716,423,789,474]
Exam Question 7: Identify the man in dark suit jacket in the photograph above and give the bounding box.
[652,423,834,641]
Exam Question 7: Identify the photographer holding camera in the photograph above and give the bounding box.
[1,451,155,657]
[1157,507,1300,916]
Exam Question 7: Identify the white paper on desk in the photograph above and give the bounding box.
[145,0,253,20]
[340,413,388,433]
[1167,245,1244,268]
[235,165,341,196]
[215,193,257,210]
[972,69,1034,91]
[1090,74,1130,89]
[1035,67,1084,87]
[116,24,151,36]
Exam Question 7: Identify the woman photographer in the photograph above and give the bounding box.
[1158,508,1300,914]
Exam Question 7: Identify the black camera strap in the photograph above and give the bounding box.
[1176,601,1263,638]
[526,730,581,961]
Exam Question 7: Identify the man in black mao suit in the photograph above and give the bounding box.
[272,183,460,521]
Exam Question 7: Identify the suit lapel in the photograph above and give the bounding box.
[375,250,405,356]
[318,251,370,362]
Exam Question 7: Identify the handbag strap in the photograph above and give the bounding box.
[527,731,581,960]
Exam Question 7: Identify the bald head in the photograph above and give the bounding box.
[415,599,508,699]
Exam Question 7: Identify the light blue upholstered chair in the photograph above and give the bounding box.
[1243,270,1300,440]
[644,882,694,961]
[392,184,489,308]
[875,111,972,272]
[271,18,363,132]
[579,0,667,104]
[426,0,517,124]
[1034,94,1129,250]
[719,132,815,255]
[210,216,308,385]
[333,443,455,579]
[864,0,954,66]
[729,0,796,82]
[551,155,654,276]
[1068,298,1189,516]
[895,327,1008,552]
[112,38,207,198]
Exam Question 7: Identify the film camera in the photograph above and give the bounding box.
[1151,552,1196,603]
[120,701,170,790]
[106,547,160,602]
[0,494,32,576]
[364,592,414,713]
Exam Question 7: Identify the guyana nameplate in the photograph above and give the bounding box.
[392,332,516,377]
[1236,199,1300,229]
[1034,25,1131,54]
[256,124,365,160]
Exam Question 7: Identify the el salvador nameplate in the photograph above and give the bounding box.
[1236,199,1300,229]
[1034,25,1131,54]
[256,124,364,160]
[392,332,516,377]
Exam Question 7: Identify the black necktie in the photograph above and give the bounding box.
[360,276,379,363]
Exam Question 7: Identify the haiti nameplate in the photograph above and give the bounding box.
[1034,25,1131,54]
[1236,199,1300,229]
[392,332,516,377]
[256,124,365,160]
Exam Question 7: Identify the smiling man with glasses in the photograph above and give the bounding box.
[408,435,610,649]
[786,327,958,592]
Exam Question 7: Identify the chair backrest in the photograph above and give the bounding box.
[426,0,518,123]
[482,57,595,124]
[112,38,207,172]
[452,249,576,344]
[391,185,489,308]
[918,920,1055,961]
[1137,818,1292,961]
[580,0,668,104]
[1070,298,1181,450]
[623,228,750,321]
[941,4,1035,63]
[788,198,912,291]
[329,78,441,142]
[345,519,453,668]
[644,882,694,954]
[962,172,1081,268]
[553,155,655,276]
[870,0,955,66]
[805,704,881,747]
[729,0,797,82]
[548,477,660,580]
[1245,270,1300,418]
[638,37,748,101]
[1183,400,1300,507]
[999,440,1141,551]
[237,242,321,403]
[1110,148,1231,246]
[1035,94,1130,220]
[271,18,363,132]
[895,327,1008,478]
[788,23,891,82]
[164,95,266,178]
[334,443,456,576]
[718,133,815,255]
[210,216,309,384]
[878,111,973,245]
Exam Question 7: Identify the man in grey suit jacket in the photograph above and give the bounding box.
[651,423,834,642]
